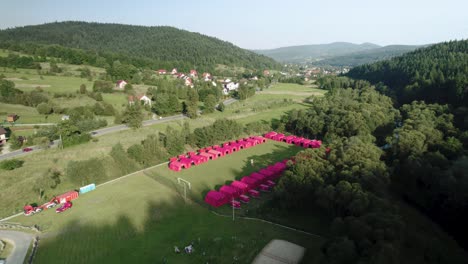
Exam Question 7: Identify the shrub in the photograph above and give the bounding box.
[66,158,107,185]
[0,159,24,170]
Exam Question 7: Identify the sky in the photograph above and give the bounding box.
[0,0,467,49]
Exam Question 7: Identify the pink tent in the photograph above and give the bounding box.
[251,136,267,143]
[264,131,277,139]
[215,146,232,155]
[188,155,207,165]
[204,191,228,207]
[200,152,216,160]
[169,161,188,171]
[245,138,258,146]
[250,172,268,183]
[308,140,322,148]
[283,135,297,144]
[292,137,305,146]
[258,168,276,180]
[239,140,253,148]
[301,139,312,147]
[208,149,224,157]
[169,157,178,162]
[179,157,194,167]
[271,133,285,141]
[178,154,187,159]
[241,176,261,189]
[219,185,240,199]
[231,180,250,193]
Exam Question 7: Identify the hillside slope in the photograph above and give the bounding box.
[0,21,279,71]
[253,42,381,62]
[315,44,424,66]
[346,40,468,106]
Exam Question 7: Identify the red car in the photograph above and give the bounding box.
[23,147,33,152]
[55,201,73,213]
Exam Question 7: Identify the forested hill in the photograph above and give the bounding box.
[346,40,468,106]
[253,42,381,62]
[0,21,279,71]
[315,44,423,67]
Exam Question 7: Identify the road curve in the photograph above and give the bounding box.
[0,230,34,264]
[0,98,237,160]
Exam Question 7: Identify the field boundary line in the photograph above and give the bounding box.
[97,161,169,188]
[0,161,169,222]
[210,211,323,238]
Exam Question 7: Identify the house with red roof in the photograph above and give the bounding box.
[171,68,178,74]
[263,70,270,76]
[189,69,198,77]
[157,69,167,74]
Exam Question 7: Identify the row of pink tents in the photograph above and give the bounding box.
[169,136,267,172]
[204,159,292,208]
[264,131,322,148]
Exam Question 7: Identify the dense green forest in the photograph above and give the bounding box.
[271,40,468,262]
[346,40,468,106]
[0,21,279,72]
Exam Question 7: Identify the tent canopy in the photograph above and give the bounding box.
[204,191,228,207]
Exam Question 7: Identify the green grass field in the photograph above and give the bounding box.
[0,103,62,124]
[10,141,325,263]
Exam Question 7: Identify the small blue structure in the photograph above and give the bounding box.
[79,183,96,194]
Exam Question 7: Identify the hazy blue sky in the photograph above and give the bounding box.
[1,0,466,49]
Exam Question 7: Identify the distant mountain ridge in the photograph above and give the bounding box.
[253,42,425,66]
[0,21,280,71]
[253,42,381,62]
[315,44,425,66]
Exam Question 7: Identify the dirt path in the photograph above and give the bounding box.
[0,230,33,264]
[257,91,323,96]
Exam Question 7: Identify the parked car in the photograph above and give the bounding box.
[22,147,33,152]
[55,201,73,213]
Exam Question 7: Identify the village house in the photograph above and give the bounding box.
[263,70,270,76]
[189,70,198,77]
[171,68,178,75]
[61,115,70,121]
[202,72,211,81]
[116,80,128,89]
[222,81,239,95]
[128,95,135,105]
[0,127,7,145]
[185,77,194,88]
[157,69,167,74]
[138,95,152,106]
[6,114,18,123]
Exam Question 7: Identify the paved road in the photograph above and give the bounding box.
[0,230,34,264]
[0,98,237,160]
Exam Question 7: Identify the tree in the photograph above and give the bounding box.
[122,104,143,129]
[79,84,87,94]
[217,102,225,112]
[203,94,216,114]
[185,88,199,119]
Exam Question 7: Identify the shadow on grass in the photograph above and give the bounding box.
[34,199,324,264]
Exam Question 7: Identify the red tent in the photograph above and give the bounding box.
[231,180,250,193]
[178,154,187,159]
[219,185,240,199]
[208,149,224,157]
[241,176,261,189]
[264,131,277,139]
[239,140,253,148]
[169,161,189,171]
[200,152,216,160]
[283,135,297,144]
[169,157,178,162]
[245,138,258,146]
[204,191,228,207]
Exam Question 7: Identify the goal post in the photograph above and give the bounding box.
[177,178,191,203]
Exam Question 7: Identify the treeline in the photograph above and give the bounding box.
[273,86,468,263]
[0,53,40,69]
[0,21,280,72]
[347,40,468,106]
[316,76,372,90]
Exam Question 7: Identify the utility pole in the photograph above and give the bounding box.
[232,198,235,221]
